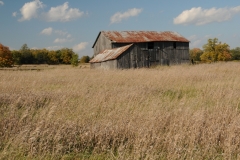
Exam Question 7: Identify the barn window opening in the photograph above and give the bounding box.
[148,42,154,49]
[173,42,176,49]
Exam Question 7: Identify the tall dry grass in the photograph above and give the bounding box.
[0,62,240,159]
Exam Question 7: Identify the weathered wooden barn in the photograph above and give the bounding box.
[90,31,190,69]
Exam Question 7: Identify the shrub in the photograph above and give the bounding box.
[71,53,79,66]
[80,56,90,63]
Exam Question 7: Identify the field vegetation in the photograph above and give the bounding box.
[0,62,240,159]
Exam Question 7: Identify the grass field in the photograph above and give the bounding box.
[0,63,90,71]
[0,62,240,159]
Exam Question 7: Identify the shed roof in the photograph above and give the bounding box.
[90,44,133,63]
[92,31,189,48]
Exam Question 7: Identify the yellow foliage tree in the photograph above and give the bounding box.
[60,48,74,64]
[47,50,59,64]
[0,43,13,67]
[200,38,231,62]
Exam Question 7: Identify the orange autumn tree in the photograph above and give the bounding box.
[0,43,13,67]
[189,48,203,61]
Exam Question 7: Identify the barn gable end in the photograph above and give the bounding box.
[92,32,112,57]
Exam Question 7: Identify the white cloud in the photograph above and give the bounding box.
[73,42,88,52]
[174,6,240,25]
[54,38,69,43]
[42,2,84,22]
[55,30,68,36]
[188,35,197,41]
[41,28,73,44]
[0,1,4,6]
[110,8,142,24]
[18,0,44,22]
[40,27,53,35]
[54,30,71,38]
[17,1,84,22]
[46,46,63,50]
[53,29,73,43]
[204,35,211,38]
[12,12,17,17]
[31,47,39,49]
[53,37,73,43]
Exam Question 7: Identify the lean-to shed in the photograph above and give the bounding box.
[90,31,190,69]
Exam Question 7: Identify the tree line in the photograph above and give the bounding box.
[190,38,240,63]
[0,43,91,67]
[1,38,240,68]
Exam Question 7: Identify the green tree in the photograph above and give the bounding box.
[55,50,62,63]
[80,56,90,63]
[231,47,240,60]
[12,50,22,65]
[20,44,33,64]
[31,49,48,64]
[0,43,13,67]
[200,38,231,62]
[71,53,79,66]
[189,48,203,61]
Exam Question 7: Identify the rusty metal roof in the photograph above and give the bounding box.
[102,31,189,43]
[90,44,133,63]
[92,31,189,48]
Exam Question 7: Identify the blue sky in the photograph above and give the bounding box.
[0,0,240,57]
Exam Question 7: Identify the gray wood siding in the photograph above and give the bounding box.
[92,40,189,69]
[90,62,101,69]
[93,33,112,56]
[90,60,117,69]
[130,43,189,67]
[112,43,132,48]
[117,49,131,69]
[101,60,117,69]
[114,43,189,69]
[176,42,189,49]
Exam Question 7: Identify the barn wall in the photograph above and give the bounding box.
[90,62,101,69]
[93,33,112,56]
[92,41,189,69]
[90,60,117,69]
[117,49,131,69]
[128,42,189,67]
[116,44,145,69]
[131,44,145,68]
[101,60,117,69]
